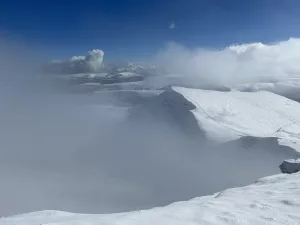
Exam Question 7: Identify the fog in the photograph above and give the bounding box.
[155,38,300,87]
[0,38,299,217]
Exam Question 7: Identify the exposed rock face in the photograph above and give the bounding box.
[279,159,300,174]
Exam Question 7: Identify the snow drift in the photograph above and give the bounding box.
[2,172,300,225]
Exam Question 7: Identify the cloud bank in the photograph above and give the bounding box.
[156,38,300,86]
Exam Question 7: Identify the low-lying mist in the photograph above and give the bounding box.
[0,38,299,217]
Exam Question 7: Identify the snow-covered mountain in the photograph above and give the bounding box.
[7,46,300,222]
[131,87,300,151]
[2,85,300,224]
[6,35,300,223]
[1,172,300,225]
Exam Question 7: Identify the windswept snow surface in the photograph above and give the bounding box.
[172,87,300,151]
[1,172,300,225]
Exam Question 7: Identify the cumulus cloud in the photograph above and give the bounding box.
[43,49,104,74]
[155,38,300,86]
[86,49,105,71]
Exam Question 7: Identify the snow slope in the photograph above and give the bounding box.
[172,87,300,150]
[1,172,300,225]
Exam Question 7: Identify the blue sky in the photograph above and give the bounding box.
[1,0,300,60]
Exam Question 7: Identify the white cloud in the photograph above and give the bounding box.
[169,21,175,29]
[70,55,86,61]
[156,38,300,86]
[86,49,104,71]
[44,49,104,74]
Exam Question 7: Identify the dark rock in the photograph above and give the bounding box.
[279,159,300,174]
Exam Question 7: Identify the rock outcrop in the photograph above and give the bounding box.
[279,159,300,174]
